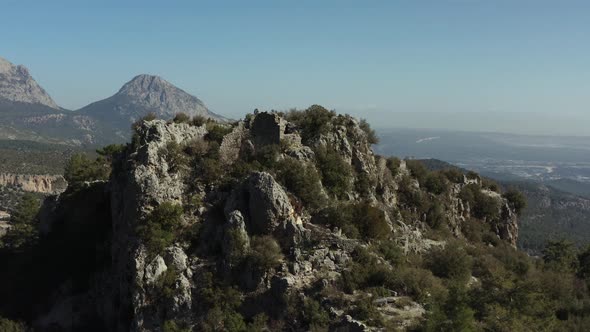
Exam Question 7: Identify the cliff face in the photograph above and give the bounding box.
[0,173,67,194]
[33,111,520,331]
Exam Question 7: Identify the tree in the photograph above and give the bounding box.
[542,239,578,273]
[172,112,191,124]
[63,153,110,185]
[1,193,40,250]
[137,202,184,256]
[359,118,379,144]
[285,105,335,144]
[314,146,352,198]
[503,189,527,215]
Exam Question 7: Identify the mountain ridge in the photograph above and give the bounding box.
[0,56,224,146]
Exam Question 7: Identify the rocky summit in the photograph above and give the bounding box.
[79,74,224,129]
[0,107,541,331]
[0,57,59,109]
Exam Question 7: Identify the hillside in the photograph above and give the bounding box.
[0,108,589,331]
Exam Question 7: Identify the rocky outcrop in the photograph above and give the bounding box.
[29,111,522,331]
[225,171,305,249]
[0,57,59,109]
[0,173,67,194]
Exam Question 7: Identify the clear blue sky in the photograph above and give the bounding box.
[2,0,589,135]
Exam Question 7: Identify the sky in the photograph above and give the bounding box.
[2,0,589,136]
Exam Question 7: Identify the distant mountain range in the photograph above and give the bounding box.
[0,56,223,146]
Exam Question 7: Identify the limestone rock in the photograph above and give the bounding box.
[144,255,167,285]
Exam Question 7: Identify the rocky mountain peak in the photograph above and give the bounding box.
[117,74,172,96]
[79,74,224,127]
[0,56,59,109]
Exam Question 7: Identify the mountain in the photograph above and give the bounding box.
[78,74,224,130]
[0,57,58,109]
[508,181,590,253]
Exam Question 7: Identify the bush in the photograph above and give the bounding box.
[275,158,325,210]
[314,146,352,198]
[285,105,335,144]
[397,175,429,213]
[405,159,429,184]
[503,189,527,215]
[359,119,379,144]
[96,144,125,161]
[163,320,190,332]
[192,115,207,126]
[161,141,189,173]
[248,235,284,270]
[423,172,450,195]
[542,239,578,273]
[373,241,403,266]
[426,201,447,229]
[442,168,464,183]
[64,153,110,185]
[425,242,473,283]
[302,298,330,329]
[340,247,398,293]
[314,203,390,240]
[459,184,500,220]
[1,193,40,250]
[205,123,233,143]
[172,112,191,124]
[156,267,179,301]
[137,202,184,256]
[386,157,401,176]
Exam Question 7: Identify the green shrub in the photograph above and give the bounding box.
[503,189,527,215]
[340,247,398,292]
[191,115,207,126]
[314,146,352,198]
[442,168,464,183]
[172,112,191,124]
[248,235,284,270]
[542,239,578,273]
[459,184,500,220]
[425,242,473,283]
[405,159,428,184]
[156,267,179,301]
[137,202,184,256]
[373,241,403,266]
[482,178,500,192]
[64,153,110,185]
[426,201,447,229]
[96,144,125,161]
[1,193,40,250]
[205,123,233,143]
[359,118,379,144]
[386,157,401,176]
[355,171,376,198]
[397,175,429,213]
[275,158,325,210]
[303,298,330,329]
[253,144,280,169]
[163,320,190,332]
[285,105,335,144]
[314,203,390,240]
[161,141,189,173]
[131,112,158,132]
[424,172,450,195]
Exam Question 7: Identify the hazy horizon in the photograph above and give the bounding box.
[3,1,589,136]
